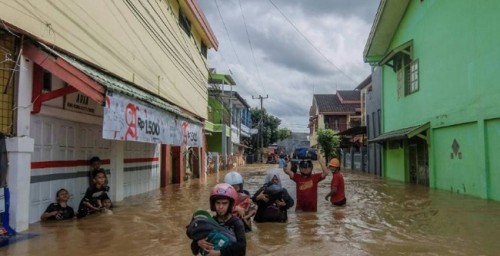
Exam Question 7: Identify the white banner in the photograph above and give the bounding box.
[103,91,202,147]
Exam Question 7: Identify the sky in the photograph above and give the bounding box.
[198,0,380,133]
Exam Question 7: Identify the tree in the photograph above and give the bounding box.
[277,128,291,141]
[316,128,340,162]
[249,108,282,152]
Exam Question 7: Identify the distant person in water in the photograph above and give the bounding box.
[41,188,75,221]
[325,158,346,206]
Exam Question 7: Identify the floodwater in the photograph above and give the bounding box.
[3,164,500,256]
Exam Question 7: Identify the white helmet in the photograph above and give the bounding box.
[224,171,243,187]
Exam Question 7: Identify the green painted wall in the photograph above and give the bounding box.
[384,146,406,181]
[378,0,500,200]
[432,123,484,197]
[485,118,500,200]
[206,133,222,153]
[209,98,229,124]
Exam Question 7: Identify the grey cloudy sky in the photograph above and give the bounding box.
[198,0,380,133]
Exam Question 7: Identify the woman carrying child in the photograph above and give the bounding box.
[252,170,294,223]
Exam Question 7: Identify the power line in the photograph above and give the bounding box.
[238,0,267,96]
[214,0,243,72]
[268,0,359,85]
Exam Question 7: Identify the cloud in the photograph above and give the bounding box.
[199,0,379,132]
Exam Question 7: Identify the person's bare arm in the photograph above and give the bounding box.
[284,160,294,179]
[40,211,58,221]
[318,158,329,178]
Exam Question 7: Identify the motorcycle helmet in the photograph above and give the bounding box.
[209,183,238,212]
[224,171,244,190]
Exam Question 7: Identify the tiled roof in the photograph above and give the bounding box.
[314,94,360,113]
[337,90,360,101]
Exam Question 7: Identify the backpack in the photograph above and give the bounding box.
[186,210,236,248]
[293,147,318,160]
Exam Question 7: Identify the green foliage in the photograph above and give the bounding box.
[317,128,340,162]
[249,108,282,152]
[277,128,291,141]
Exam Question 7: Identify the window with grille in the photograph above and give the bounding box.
[394,51,419,97]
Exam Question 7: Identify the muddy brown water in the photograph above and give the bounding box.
[2,164,500,255]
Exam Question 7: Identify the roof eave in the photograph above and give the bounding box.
[184,0,219,50]
[363,0,411,64]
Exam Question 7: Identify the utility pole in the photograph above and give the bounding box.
[252,94,268,162]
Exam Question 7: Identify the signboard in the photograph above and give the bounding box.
[103,91,202,147]
[64,91,103,116]
[231,124,240,143]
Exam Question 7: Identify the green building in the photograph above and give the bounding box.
[364,0,500,200]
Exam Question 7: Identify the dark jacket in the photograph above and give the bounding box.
[252,183,294,223]
[191,215,246,256]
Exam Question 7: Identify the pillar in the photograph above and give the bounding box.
[110,140,124,202]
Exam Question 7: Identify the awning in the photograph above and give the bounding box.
[233,142,251,149]
[31,42,201,125]
[378,40,413,66]
[369,122,429,144]
[336,126,366,136]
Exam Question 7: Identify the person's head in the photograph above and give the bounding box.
[102,198,112,209]
[224,171,244,192]
[90,156,101,170]
[92,169,107,186]
[264,170,282,187]
[210,183,238,216]
[55,188,70,202]
[299,160,313,176]
[328,158,340,172]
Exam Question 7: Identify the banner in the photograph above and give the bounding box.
[103,91,202,147]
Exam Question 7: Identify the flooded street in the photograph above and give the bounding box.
[3,164,500,255]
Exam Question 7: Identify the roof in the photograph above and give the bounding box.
[185,0,219,50]
[369,123,429,143]
[209,73,236,85]
[336,126,366,136]
[355,75,372,90]
[363,0,411,64]
[314,94,360,113]
[337,90,360,102]
[39,43,202,124]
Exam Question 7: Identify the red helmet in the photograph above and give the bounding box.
[209,183,238,212]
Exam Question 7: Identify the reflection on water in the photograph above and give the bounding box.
[3,164,500,255]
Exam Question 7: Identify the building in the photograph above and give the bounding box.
[0,0,217,231]
[355,74,382,175]
[309,91,362,167]
[206,73,251,171]
[364,0,500,200]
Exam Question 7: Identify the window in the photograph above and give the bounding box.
[179,9,191,36]
[407,59,419,94]
[393,49,419,97]
[201,42,207,58]
[43,70,52,91]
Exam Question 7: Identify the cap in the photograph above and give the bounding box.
[328,158,340,168]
